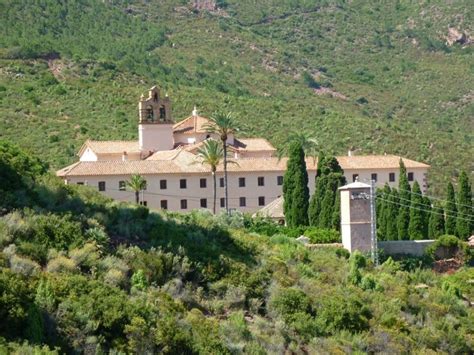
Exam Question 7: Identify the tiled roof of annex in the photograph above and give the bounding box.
[337,155,430,169]
[78,140,140,156]
[57,152,429,177]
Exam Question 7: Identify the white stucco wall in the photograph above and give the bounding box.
[79,148,98,162]
[139,124,174,152]
[343,168,428,192]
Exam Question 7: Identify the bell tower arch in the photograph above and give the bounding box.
[138,86,174,153]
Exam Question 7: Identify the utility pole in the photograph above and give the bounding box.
[369,179,378,266]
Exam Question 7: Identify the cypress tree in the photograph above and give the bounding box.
[408,181,424,240]
[397,159,411,240]
[456,171,473,239]
[445,182,457,235]
[377,184,391,241]
[319,175,339,228]
[386,189,399,240]
[283,141,309,227]
[421,195,432,238]
[331,181,342,230]
[308,153,345,227]
[428,204,445,238]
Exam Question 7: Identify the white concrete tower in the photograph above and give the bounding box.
[339,181,372,253]
[138,86,174,154]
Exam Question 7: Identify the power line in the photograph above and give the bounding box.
[375,195,474,222]
[395,186,473,209]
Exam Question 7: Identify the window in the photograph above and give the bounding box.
[146,105,154,121]
[258,176,265,186]
[352,174,359,182]
[239,197,246,207]
[98,181,106,191]
[239,177,246,187]
[258,196,265,206]
[77,182,84,185]
[408,172,414,182]
[371,173,377,182]
[200,198,207,208]
[159,105,166,120]
[200,178,207,188]
[180,199,187,209]
[277,176,284,185]
[389,172,395,182]
[160,200,168,210]
[220,177,224,188]
[119,181,126,191]
[180,179,187,189]
[143,180,147,190]
[160,179,167,189]
[140,201,148,207]
[220,198,225,208]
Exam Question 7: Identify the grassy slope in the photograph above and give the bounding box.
[0,0,472,193]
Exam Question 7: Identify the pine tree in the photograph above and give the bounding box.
[456,171,473,239]
[283,141,309,227]
[408,181,424,240]
[386,189,399,240]
[445,182,457,235]
[428,204,445,238]
[397,159,411,240]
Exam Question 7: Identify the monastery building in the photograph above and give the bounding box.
[57,86,430,213]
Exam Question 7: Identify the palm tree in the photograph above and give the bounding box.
[127,174,147,204]
[195,139,223,214]
[204,112,239,214]
[277,131,319,163]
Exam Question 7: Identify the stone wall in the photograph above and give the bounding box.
[379,240,434,257]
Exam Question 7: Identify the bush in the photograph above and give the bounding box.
[426,235,471,262]
[269,288,313,322]
[303,228,341,243]
[10,255,40,276]
[46,255,78,274]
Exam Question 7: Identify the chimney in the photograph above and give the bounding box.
[122,151,128,161]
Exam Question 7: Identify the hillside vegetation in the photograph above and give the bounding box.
[1,140,473,353]
[0,0,473,193]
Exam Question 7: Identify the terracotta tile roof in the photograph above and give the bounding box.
[173,115,212,134]
[234,138,276,151]
[336,155,430,169]
[253,196,284,218]
[58,150,429,178]
[78,140,140,156]
[58,152,317,177]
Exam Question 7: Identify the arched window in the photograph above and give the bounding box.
[153,92,158,102]
[159,105,166,121]
[146,106,154,121]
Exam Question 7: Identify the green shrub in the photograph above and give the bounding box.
[303,228,341,243]
[269,288,313,322]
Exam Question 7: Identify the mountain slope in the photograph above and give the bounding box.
[0,0,472,193]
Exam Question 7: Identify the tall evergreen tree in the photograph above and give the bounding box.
[376,184,391,241]
[308,152,327,226]
[428,204,445,238]
[408,181,424,240]
[331,181,342,231]
[397,159,411,240]
[421,195,432,238]
[308,154,345,227]
[456,171,473,239]
[283,141,309,227]
[445,182,457,235]
[386,189,399,240]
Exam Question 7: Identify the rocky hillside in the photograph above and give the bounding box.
[0,0,472,193]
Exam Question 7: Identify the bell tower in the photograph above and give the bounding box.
[138,86,174,153]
